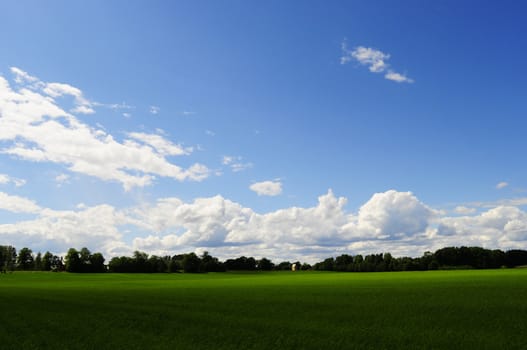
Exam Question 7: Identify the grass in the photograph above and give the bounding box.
[1,269,527,349]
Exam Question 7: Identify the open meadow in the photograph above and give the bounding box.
[1,270,526,349]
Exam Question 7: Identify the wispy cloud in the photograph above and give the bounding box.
[454,206,477,215]
[149,105,160,115]
[340,40,414,83]
[222,155,253,172]
[127,132,193,156]
[496,181,509,189]
[384,71,413,83]
[0,174,26,187]
[55,173,70,187]
[11,67,96,114]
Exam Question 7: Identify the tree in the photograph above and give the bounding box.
[335,254,353,272]
[200,252,224,272]
[17,247,34,270]
[225,256,257,271]
[79,247,92,272]
[0,245,17,272]
[90,252,106,273]
[133,251,149,273]
[182,253,201,273]
[50,254,64,271]
[34,252,42,270]
[275,261,292,271]
[65,248,82,272]
[42,251,54,271]
[257,258,274,271]
[505,250,527,268]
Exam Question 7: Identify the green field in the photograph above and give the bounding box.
[1,270,526,349]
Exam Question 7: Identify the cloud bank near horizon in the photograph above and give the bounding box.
[1,188,527,263]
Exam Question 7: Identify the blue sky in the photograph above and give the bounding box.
[0,0,526,262]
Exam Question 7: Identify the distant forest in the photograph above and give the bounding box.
[2,245,527,274]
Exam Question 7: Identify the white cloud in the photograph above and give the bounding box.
[384,71,414,83]
[250,180,282,196]
[205,130,215,136]
[454,206,477,215]
[4,188,527,262]
[344,190,435,240]
[55,173,70,186]
[231,162,253,172]
[222,155,253,172]
[127,132,193,156]
[149,106,160,115]
[349,46,390,73]
[0,192,41,213]
[341,40,414,83]
[496,181,509,189]
[0,173,26,187]
[0,69,210,190]
[0,204,127,256]
[10,67,39,84]
[43,82,95,114]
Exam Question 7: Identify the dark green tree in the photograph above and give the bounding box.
[182,253,201,273]
[90,252,106,272]
[34,252,42,270]
[257,257,274,271]
[79,247,91,271]
[50,255,64,271]
[65,248,82,272]
[42,251,54,271]
[17,247,34,270]
[0,245,17,272]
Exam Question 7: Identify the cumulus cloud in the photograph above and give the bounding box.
[351,190,435,239]
[0,192,41,213]
[340,40,414,83]
[437,205,527,248]
[250,180,282,196]
[3,187,527,262]
[0,68,210,190]
[0,204,127,256]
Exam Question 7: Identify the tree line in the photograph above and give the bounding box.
[2,245,527,273]
[312,247,527,272]
[1,245,64,272]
